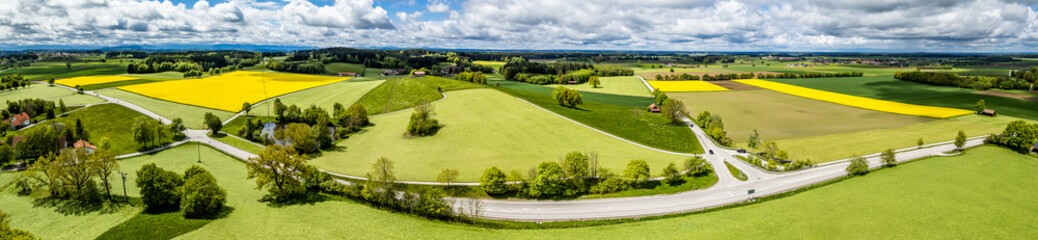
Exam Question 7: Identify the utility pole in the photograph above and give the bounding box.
[197,143,201,163]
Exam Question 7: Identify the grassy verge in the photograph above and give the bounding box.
[81,79,163,91]
[210,133,265,155]
[724,161,747,181]
[495,87,702,154]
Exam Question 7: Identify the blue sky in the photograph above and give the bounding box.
[1,0,1037,52]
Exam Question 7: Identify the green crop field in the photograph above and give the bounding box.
[324,63,366,75]
[491,78,654,107]
[311,88,690,182]
[12,103,175,156]
[749,114,1024,162]
[250,80,385,117]
[119,71,189,80]
[2,61,130,80]
[767,76,1038,121]
[544,76,651,97]
[0,83,105,108]
[668,90,933,141]
[497,87,701,154]
[354,77,484,115]
[95,89,235,129]
[4,145,1033,239]
[80,79,165,91]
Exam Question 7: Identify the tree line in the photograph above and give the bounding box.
[126,51,261,74]
[0,74,31,92]
[894,71,1034,90]
[478,152,713,198]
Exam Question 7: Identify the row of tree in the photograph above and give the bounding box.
[5,98,65,124]
[266,60,325,74]
[8,120,96,160]
[985,120,1038,153]
[695,111,733,146]
[22,147,118,203]
[745,130,813,171]
[478,152,713,198]
[894,71,1033,90]
[0,74,31,92]
[455,71,487,84]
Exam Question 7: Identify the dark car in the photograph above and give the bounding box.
[709,150,714,155]
[737,149,747,153]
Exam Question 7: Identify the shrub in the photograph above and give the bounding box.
[662,163,681,185]
[180,167,227,218]
[527,162,564,198]
[589,177,629,194]
[406,104,439,137]
[479,167,508,195]
[136,163,184,210]
[551,86,583,108]
[846,155,869,176]
[623,160,650,183]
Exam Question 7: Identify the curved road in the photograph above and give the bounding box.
[44,82,990,222]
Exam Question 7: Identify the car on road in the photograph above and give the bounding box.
[709,150,714,155]
[737,149,747,153]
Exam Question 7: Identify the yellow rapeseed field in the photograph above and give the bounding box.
[56,76,139,87]
[734,79,973,118]
[647,80,729,92]
[118,71,349,112]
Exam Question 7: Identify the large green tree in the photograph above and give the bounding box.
[480,167,508,195]
[181,166,227,218]
[245,145,309,200]
[204,112,223,134]
[527,162,564,198]
[136,163,185,209]
[846,155,869,176]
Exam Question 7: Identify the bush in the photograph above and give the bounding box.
[846,155,869,176]
[662,163,681,185]
[180,167,226,218]
[551,86,583,108]
[136,163,184,210]
[406,104,439,137]
[527,162,565,198]
[479,167,508,195]
[589,177,629,194]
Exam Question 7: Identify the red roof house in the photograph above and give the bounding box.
[73,140,97,151]
[648,104,661,113]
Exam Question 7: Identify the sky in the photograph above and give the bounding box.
[1,0,1038,52]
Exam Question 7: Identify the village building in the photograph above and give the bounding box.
[3,112,31,129]
[73,140,97,153]
[981,109,997,116]
[647,104,661,113]
[411,71,426,77]
[336,72,359,77]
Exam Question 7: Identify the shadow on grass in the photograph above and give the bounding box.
[32,196,131,216]
[261,192,329,208]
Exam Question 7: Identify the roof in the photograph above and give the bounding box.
[648,103,659,108]
[73,140,97,150]
[11,112,29,124]
[337,72,356,75]
[983,109,996,113]
[413,71,426,74]
[1033,140,1038,148]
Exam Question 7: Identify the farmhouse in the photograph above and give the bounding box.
[982,109,997,116]
[381,69,404,76]
[567,80,578,84]
[73,139,97,153]
[412,71,426,77]
[648,103,661,113]
[336,72,359,77]
[1031,141,1038,154]
[3,112,31,129]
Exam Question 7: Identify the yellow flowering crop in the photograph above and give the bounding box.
[56,76,139,87]
[119,71,349,112]
[734,79,973,118]
[647,80,729,92]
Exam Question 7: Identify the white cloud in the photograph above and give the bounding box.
[427,1,450,13]
[0,0,1035,51]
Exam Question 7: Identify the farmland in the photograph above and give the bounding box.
[95,88,236,129]
[647,80,729,92]
[545,76,652,96]
[766,76,1038,121]
[354,76,483,115]
[250,80,385,117]
[55,75,139,87]
[668,90,932,141]
[735,79,974,118]
[1,61,131,80]
[750,114,1024,162]
[0,83,105,108]
[118,71,349,112]
[311,88,689,182]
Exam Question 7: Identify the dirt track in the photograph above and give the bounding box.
[973,90,1038,103]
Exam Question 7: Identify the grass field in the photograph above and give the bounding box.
[324,63,366,75]
[724,161,747,181]
[119,71,188,80]
[95,89,235,129]
[749,114,1024,162]
[498,87,702,154]
[0,83,105,108]
[767,76,1038,121]
[354,76,484,115]
[544,76,651,96]
[735,79,974,118]
[647,80,729,92]
[250,80,385,117]
[669,90,933,141]
[55,76,139,87]
[1,61,130,80]
[79,79,164,91]
[7,144,1034,238]
[12,104,174,155]
[118,71,349,112]
[312,89,690,182]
